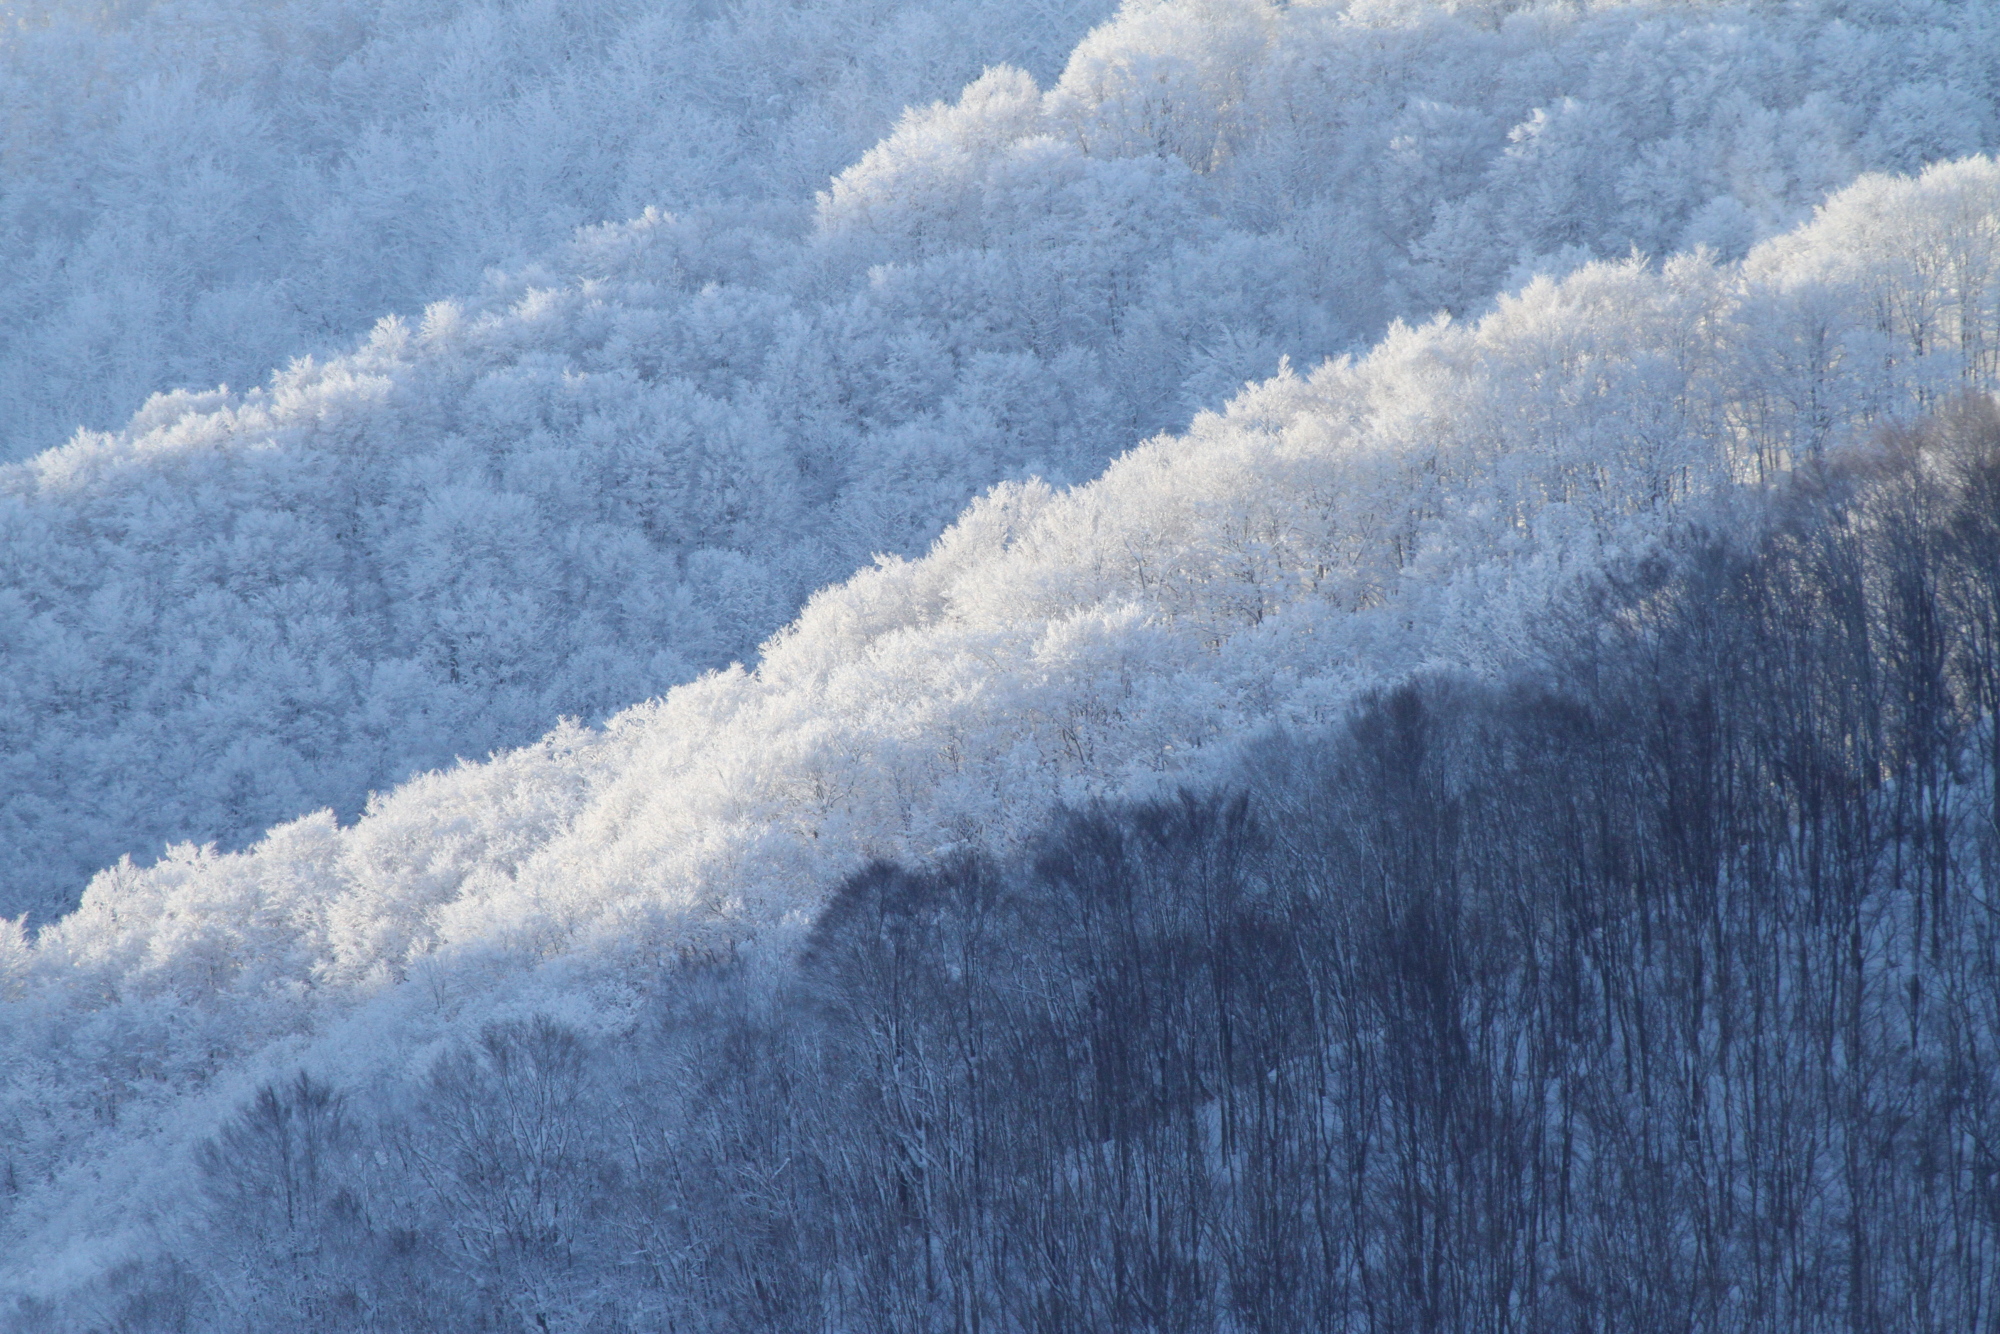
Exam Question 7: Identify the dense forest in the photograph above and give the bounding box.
[40,397,2000,1332]
[5,1,2000,1328]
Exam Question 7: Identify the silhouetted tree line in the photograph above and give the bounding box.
[36,397,2000,1332]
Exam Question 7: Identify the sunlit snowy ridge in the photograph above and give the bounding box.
[30,157,2000,1000]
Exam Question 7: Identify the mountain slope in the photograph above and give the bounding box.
[6,0,1997,921]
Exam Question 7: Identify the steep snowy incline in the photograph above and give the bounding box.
[5,159,1999,1293]
[6,0,1996,922]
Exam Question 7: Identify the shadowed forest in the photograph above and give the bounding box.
[69,400,2000,1333]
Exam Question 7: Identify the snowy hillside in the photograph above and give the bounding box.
[6,0,1998,921]
[5,0,2000,1325]
[5,155,2000,1316]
